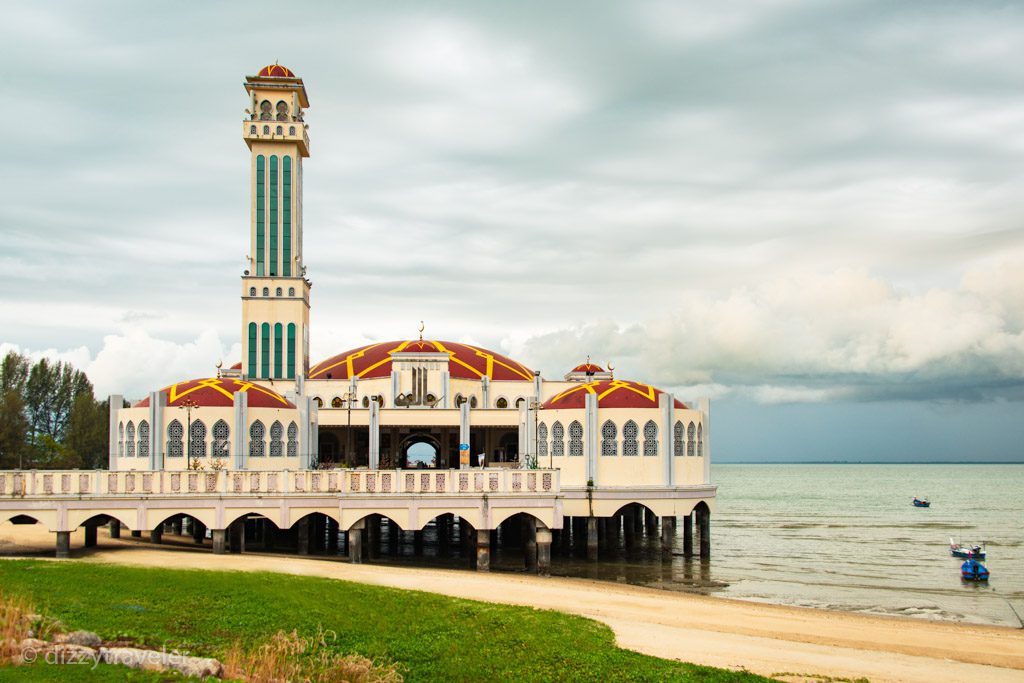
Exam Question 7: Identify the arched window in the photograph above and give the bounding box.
[455,394,466,407]
[260,287,268,297]
[470,396,478,409]
[687,422,696,456]
[568,420,583,456]
[289,126,296,136]
[643,420,658,456]
[125,421,135,458]
[601,420,618,456]
[259,100,272,121]
[331,396,342,408]
[496,397,508,409]
[673,420,684,457]
[551,421,565,456]
[249,286,256,296]
[270,420,284,456]
[697,423,704,457]
[314,397,323,408]
[276,100,288,121]
[623,420,638,456]
[538,422,548,457]
[118,422,124,458]
[288,287,295,296]
[249,420,265,457]
[263,125,270,134]
[167,420,183,458]
[212,419,230,458]
[287,421,298,457]
[190,420,207,458]
[249,125,257,134]
[138,420,150,459]
[362,396,370,408]
[515,397,525,408]
[275,287,282,296]
[275,125,283,135]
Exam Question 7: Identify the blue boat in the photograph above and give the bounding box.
[961,559,989,581]
[950,538,986,560]
[913,497,930,507]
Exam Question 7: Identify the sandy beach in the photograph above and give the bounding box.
[3,523,1023,683]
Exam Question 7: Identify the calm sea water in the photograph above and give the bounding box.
[541,464,1024,627]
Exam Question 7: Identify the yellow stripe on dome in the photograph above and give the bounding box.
[232,380,291,406]
[548,383,597,404]
[596,380,658,404]
[433,341,483,379]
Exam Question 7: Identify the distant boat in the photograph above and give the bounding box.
[950,538,986,560]
[913,497,930,507]
[961,559,989,581]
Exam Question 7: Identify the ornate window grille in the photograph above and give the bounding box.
[601,420,617,456]
[287,421,298,457]
[551,421,565,457]
[673,420,683,456]
[212,419,230,458]
[687,422,696,456]
[275,287,282,296]
[249,287,256,296]
[259,100,272,121]
[190,420,207,458]
[569,420,583,456]
[249,420,266,457]
[138,420,150,459]
[537,422,548,457]
[623,420,639,456]
[270,420,284,457]
[697,423,704,457]
[643,420,658,456]
[167,420,184,458]
[125,421,135,458]
[118,422,124,458]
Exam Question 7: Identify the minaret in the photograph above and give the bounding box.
[240,64,311,385]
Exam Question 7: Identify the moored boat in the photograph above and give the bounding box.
[912,497,930,507]
[961,559,989,581]
[950,538,986,560]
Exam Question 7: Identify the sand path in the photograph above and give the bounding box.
[3,526,1024,683]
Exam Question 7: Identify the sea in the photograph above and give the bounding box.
[541,463,1024,628]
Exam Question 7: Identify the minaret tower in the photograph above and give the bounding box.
[240,64,311,385]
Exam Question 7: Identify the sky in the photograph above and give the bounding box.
[2,1,1023,462]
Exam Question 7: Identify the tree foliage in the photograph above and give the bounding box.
[0,350,106,469]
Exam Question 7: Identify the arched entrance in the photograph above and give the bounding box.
[400,434,441,469]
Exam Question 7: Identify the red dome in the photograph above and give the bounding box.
[134,378,295,409]
[229,362,242,370]
[310,340,534,382]
[571,362,604,373]
[257,64,295,78]
[542,380,687,410]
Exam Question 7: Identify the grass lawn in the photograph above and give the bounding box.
[0,560,771,681]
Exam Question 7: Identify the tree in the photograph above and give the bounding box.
[65,395,109,469]
[0,388,29,468]
[23,358,93,442]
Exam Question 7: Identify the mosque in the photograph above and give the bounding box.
[100,64,716,566]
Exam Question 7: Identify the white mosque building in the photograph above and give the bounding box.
[103,64,716,565]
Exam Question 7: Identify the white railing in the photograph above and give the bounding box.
[0,469,560,498]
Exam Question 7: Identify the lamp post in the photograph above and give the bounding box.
[179,396,199,468]
[343,388,356,468]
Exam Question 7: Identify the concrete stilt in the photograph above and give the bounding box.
[55,531,70,558]
[349,526,364,564]
[536,527,552,575]
[229,520,244,554]
[108,520,121,539]
[524,517,537,571]
[212,529,227,554]
[682,514,693,557]
[296,518,310,556]
[660,516,674,552]
[634,506,643,534]
[586,516,599,561]
[149,528,162,544]
[192,520,206,545]
[84,525,97,548]
[623,508,636,548]
[698,507,711,560]
[475,528,491,572]
[645,509,658,537]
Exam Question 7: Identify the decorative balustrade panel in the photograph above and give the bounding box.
[0,469,560,498]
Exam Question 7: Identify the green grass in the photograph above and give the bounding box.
[0,560,771,682]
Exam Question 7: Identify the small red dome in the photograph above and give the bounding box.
[542,380,687,410]
[229,362,242,370]
[134,378,295,409]
[258,64,295,78]
[310,340,534,382]
[571,362,604,373]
